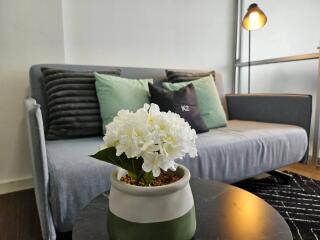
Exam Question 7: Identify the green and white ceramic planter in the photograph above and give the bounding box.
[108,165,196,240]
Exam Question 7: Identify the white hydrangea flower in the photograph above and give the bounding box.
[142,152,169,177]
[103,103,198,177]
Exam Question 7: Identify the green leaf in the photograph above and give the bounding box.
[143,171,155,185]
[90,147,144,177]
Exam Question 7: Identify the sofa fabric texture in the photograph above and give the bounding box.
[149,83,208,133]
[45,120,307,231]
[46,137,114,231]
[41,67,120,139]
[227,94,312,162]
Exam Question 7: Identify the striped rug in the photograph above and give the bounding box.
[235,172,320,240]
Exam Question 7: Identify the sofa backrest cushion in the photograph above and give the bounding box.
[165,69,227,119]
[29,64,225,136]
[166,69,216,82]
[94,73,153,133]
[163,75,227,129]
[41,67,120,140]
[149,83,209,134]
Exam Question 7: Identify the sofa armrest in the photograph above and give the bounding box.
[226,94,312,162]
[25,98,56,240]
[226,94,312,132]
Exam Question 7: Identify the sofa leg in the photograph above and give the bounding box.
[267,170,292,184]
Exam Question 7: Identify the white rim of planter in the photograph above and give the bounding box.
[110,164,191,196]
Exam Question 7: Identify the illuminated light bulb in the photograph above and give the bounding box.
[248,12,261,30]
[242,3,267,31]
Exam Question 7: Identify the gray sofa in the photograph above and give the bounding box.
[25,64,312,240]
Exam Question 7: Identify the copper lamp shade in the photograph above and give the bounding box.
[242,3,267,31]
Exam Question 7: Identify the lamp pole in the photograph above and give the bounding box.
[242,3,267,94]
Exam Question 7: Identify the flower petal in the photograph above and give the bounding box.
[152,168,161,177]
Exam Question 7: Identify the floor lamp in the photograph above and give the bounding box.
[242,3,267,93]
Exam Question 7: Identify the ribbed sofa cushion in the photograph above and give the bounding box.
[42,68,120,140]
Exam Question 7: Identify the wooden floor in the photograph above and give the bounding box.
[280,162,320,180]
[0,163,319,240]
[0,190,71,240]
[0,189,42,240]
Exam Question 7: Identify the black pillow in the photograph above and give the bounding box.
[148,83,209,133]
[166,69,216,83]
[42,67,120,140]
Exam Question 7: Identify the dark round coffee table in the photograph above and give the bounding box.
[73,178,292,240]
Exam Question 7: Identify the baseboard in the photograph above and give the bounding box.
[0,177,33,195]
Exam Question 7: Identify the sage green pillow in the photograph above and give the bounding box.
[162,75,227,129]
[95,73,153,132]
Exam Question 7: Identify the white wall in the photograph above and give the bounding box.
[0,0,236,193]
[62,0,236,93]
[239,0,320,93]
[240,0,320,61]
[0,0,65,193]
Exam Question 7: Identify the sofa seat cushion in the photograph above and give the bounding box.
[178,120,308,183]
[46,120,308,232]
[46,137,113,232]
